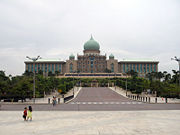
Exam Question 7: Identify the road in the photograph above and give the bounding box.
[1,87,180,111]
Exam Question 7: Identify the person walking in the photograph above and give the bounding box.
[27,106,33,121]
[52,96,57,106]
[23,107,27,121]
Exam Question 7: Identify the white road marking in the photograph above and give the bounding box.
[70,102,144,105]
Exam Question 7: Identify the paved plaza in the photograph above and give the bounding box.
[0,111,180,135]
[1,87,180,134]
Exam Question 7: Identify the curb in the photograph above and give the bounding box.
[65,87,82,104]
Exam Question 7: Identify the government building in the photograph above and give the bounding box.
[24,36,159,77]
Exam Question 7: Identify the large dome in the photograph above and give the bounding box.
[84,35,100,51]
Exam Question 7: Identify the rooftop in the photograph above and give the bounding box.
[25,58,64,63]
[120,58,159,63]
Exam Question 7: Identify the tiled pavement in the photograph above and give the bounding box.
[0,111,180,135]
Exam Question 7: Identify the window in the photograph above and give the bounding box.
[59,64,62,73]
[111,63,114,72]
[52,64,54,73]
[130,64,132,71]
[140,64,142,73]
[48,64,51,72]
[150,64,152,72]
[45,64,47,72]
[137,64,139,73]
[70,63,73,73]
[28,64,30,72]
[38,64,40,71]
[41,64,44,71]
[133,64,135,71]
[123,64,125,73]
[126,64,128,72]
[55,64,58,71]
[144,64,146,73]
[31,64,34,72]
[35,64,37,72]
[147,64,149,73]
[154,64,156,72]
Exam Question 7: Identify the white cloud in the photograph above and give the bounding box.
[0,0,180,75]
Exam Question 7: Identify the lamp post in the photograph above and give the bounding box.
[171,56,180,86]
[73,74,75,97]
[126,74,127,96]
[26,56,41,103]
[72,71,76,97]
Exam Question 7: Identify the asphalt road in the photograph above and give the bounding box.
[1,87,180,111]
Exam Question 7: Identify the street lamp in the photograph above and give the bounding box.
[171,56,180,86]
[26,55,41,103]
[73,74,75,97]
[72,71,76,97]
[126,73,128,96]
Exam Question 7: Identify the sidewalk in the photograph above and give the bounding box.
[0,111,180,135]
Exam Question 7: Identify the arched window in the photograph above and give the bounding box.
[111,63,114,72]
[70,63,73,73]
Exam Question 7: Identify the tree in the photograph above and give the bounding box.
[104,68,111,73]
[127,70,138,78]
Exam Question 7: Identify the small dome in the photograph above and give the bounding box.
[84,35,100,51]
[69,54,75,59]
[109,53,114,59]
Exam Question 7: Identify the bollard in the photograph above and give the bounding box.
[146,97,147,102]
[165,98,168,103]
[155,97,157,103]
[143,97,145,102]
[60,98,64,103]
[48,98,50,104]
[58,98,60,104]
[149,97,150,103]
[141,97,142,101]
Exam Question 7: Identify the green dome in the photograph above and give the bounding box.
[69,54,75,59]
[84,35,100,51]
[109,53,114,58]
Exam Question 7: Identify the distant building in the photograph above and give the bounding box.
[24,35,159,77]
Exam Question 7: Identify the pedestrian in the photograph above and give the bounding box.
[23,107,27,121]
[27,106,33,121]
[52,96,57,106]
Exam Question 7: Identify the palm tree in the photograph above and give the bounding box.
[127,70,138,78]
[55,71,60,76]
[164,73,171,82]
[172,70,179,84]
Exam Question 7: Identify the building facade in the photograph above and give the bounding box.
[25,36,159,77]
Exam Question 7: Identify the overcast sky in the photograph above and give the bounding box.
[0,0,180,76]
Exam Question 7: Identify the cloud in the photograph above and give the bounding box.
[0,0,180,76]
